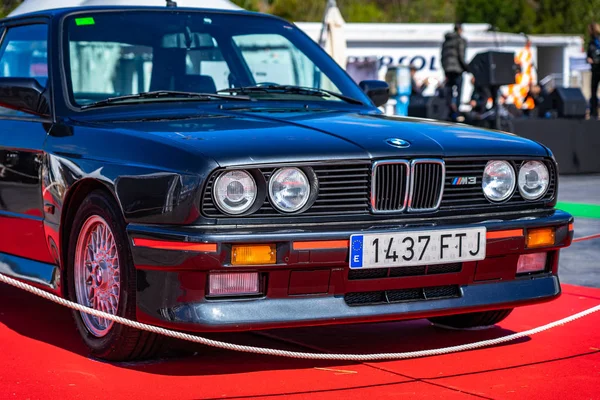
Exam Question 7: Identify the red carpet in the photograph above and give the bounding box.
[1,282,599,399]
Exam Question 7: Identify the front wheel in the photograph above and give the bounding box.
[428,309,513,329]
[67,190,162,360]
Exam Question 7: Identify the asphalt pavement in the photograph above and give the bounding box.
[557,174,600,288]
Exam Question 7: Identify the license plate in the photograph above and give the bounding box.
[350,227,486,269]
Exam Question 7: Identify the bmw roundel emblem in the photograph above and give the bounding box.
[385,138,410,148]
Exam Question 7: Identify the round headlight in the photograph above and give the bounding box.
[268,167,310,213]
[518,161,549,200]
[213,170,257,215]
[482,160,516,202]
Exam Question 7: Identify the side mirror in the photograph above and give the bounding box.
[0,78,49,116]
[359,80,390,107]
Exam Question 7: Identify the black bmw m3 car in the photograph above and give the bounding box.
[0,5,573,360]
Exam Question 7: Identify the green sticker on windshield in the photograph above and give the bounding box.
[75,17,95,26]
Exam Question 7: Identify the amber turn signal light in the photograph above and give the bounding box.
[526,228,555,248]
[232,244,276,265]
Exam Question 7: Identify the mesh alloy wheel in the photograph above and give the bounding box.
[67,190,162,361]
[73,215,120,337]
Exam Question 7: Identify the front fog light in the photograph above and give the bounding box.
[517,252,547,274]
[208,272,260,296]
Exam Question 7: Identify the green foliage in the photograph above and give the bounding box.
[230,0,261,11]
[270,0,325,21]
[341,2,386,23]
[0,0,22,19]
[231,0,455,23]
[376,0,456,23]
[456,0,600,35]
[230,0,600,35]
[532,0,600,35]
[0,0,597,34]
[456,0,535,33]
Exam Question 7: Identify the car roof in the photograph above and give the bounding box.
[0,5,269,23]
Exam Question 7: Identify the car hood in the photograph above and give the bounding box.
[265,111,547,158]
[80,108,548,167]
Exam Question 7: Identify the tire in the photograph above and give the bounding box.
[67,190,162,361]
[428,309,513,329]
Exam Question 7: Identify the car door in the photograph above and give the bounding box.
[0,22,54,265]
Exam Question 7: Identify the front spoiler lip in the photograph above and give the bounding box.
[138,275,560,332]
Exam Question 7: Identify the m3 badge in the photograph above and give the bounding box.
[452,177,477,185]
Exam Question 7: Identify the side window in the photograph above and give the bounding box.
[0,24,49,116]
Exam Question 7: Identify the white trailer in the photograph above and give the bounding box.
[297,22,585,103]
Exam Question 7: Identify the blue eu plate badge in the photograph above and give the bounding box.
[350,235,364,268]
[348,228,486,269]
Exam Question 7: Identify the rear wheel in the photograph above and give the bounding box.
[428,309,513,329]
[67,190,162,361]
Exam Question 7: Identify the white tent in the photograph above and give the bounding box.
[81,0,240,9]
[9,0,84,16]
[9,0,241,16]
[319,0,346,68]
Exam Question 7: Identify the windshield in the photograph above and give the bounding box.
[63,10,369,107]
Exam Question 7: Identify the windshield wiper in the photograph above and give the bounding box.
[217,85,364,105]
[80,90,251,110]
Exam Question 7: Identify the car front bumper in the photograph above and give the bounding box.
[127,209,573,332]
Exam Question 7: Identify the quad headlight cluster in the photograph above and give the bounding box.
[211,160,551,216]
[212,167,317,215]
[482,160,550,203]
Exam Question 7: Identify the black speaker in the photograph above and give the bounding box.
[408,96,449,120]
[544,87,587,119]
[469,51,517,86]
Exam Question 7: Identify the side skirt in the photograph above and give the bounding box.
[0,252,62,295]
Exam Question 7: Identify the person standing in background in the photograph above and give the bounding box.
[409,62,432,97]
[441,23,469,121]
[587,23,600,119]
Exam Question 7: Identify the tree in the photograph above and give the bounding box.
[372,0,456,23]
[0,0,23,19]
[230,0,455,23]
[533,0,600,35]
[456,0,600,35]
[456,0,536,34]
[230,0,600,34]
[2,0,596,35]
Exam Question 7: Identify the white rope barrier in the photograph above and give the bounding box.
[1,272,599,361]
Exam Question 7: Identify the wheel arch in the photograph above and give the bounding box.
[59,178,125,295]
